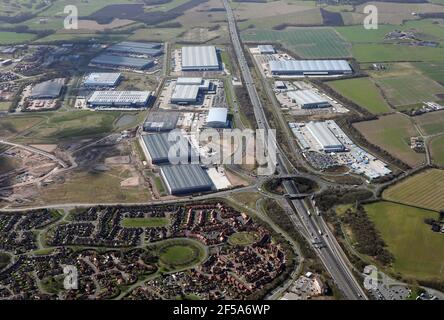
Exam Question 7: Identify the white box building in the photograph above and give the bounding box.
[181,46,220,71]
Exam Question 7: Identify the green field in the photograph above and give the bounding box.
[228,232,259,246]
[158,239,207,270]
[430,135,444,166]
[327,77,391,114]
[121,217,170,228]
[365,201,444,281]
[375,74,444,108]
[0,31,36,45]
[353,114,425,167]
[0,115,45,138]
[383,169,444,211]
[241,27,351,58]
[416,110,444,136]
[414,61,444,85]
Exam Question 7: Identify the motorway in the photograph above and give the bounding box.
[223,0,367,300]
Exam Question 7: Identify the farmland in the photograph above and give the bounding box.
[365,201,444,281]
[327,77,391,114]
[414,61,444,85]
[353,114,425,167]
[241,27,351,58]
[383,169,444,211]
[416,110,444,136]
[430,135,444,166]
[0,31,36,45]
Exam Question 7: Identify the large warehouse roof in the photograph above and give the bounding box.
[270,60,352,74]
[30,78,64,99]
[88,91,151,106]
[171,85,200,102]
[83,73,121,87]
[177,77,203,85]
[287,90,330,107]
[141,133,192,164]
[207,108,228,126]
[306,121,344,152]
[160,164,214,195]
[108,41,162,56]
[91,54,153,69]
[143,111,179,132]
[181,46,219,70]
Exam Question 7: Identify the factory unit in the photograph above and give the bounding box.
[160,164,214,195]
[258,44,276,54]
[287,89,331,109]
[306,121,345,153]
[87,91,152,108]
[206,108,229,128]
[91,54,154,70]
[170,77,213,104]
[107,41,163,57]
[269,60,352,76]
[181,46,220,71]
[143,111,180,132]
[83,72,122,88]
[140,132,194,165]
[29,78,65,99]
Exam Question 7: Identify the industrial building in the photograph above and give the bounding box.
[181,46,220,71]
[140,133,194,165]
[91,54,154,70]
[171,77,212,104]
[143,111,180,132]
[87,91,152,108]
[107,41,163,57]
[206,108,229,128]
[269,60,352,76]
[306,121,345,153]
[29,78,65,99]
[287,90,331,109]
[160,164,214,195]
[83,73,122,87]
[258,44,275,54]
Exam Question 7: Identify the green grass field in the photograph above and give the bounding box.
[327,77,391,114]
[430,135,444,166]
[241,27,351,58]
[383,169,444,212]
[228,232,259,246]
[365,201,444,281]
[157,239,207,270]
[0,31,36,45]
[121,217,170,228]
[416,110,444,136]
[353,114,425,167]
[0,115,45,138]
[414,61,444,85]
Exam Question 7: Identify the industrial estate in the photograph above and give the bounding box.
[0,0,443,304]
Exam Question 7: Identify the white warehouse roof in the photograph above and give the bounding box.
[88,91,151,106]
[181,46,219,70]
[287,90,330,107]
[207,108,228,125]
[306,121,344,152]
[171,85,200,102]
[84,73,121,87]
[177,77,203,85]
[270,60,352,74]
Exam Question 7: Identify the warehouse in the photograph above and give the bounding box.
[83,73,122,87]
[287,90,331,109]
[181,46,220,71]
[91,54,154,70]
[171,85,200,104]
[306,121,344,153]
[206,108,229,128]
[258,44,275,54]
[269,60,352,76]
[160,164,214,195]
[140,133,194,165]
[143,111,179,132]
[107,41,163,57]
[87,91,152,108]
[29,78,65,99]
